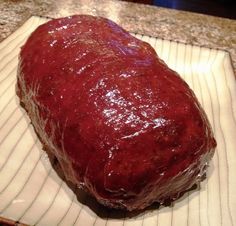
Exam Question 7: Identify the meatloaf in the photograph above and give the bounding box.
[16,15,216,211]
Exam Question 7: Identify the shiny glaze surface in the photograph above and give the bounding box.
[17,15,216,210]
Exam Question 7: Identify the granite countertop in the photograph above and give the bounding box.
[0,0,235,74]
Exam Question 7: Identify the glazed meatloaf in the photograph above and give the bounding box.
[16,15,216,211]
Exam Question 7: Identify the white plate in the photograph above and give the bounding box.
[0,16,236,226]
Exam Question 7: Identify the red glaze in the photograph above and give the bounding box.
[17,15,216,210]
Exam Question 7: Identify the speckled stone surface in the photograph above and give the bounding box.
[0,0,236,73]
